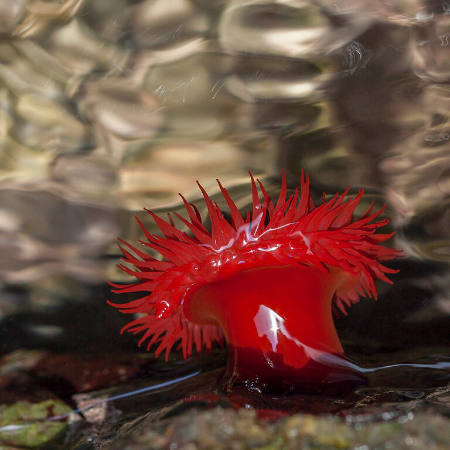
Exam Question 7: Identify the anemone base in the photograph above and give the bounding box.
[222,346,366,394]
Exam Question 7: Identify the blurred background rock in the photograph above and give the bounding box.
[0,0,448,357]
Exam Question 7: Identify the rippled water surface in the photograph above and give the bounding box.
[0,0,448,448]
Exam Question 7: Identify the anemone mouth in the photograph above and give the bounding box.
[108,171,402,360]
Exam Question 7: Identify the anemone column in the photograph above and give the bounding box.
[185,264,363,393]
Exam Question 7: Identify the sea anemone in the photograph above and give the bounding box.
[109,171,401,392]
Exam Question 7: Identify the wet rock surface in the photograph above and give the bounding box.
[107,407,450,450]
[0,348,448,448]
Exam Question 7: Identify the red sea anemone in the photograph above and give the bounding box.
[109,171,401,393]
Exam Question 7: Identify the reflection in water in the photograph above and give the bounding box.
[46,369,202,422]
[21,354,448,426]
[39,356,449,430]
[0,0,448,285]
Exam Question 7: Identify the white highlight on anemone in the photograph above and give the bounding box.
[292,230,313,255]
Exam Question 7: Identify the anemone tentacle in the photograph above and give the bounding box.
[109,171,401,359]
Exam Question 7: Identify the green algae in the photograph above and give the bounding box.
[0,399,71,448]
